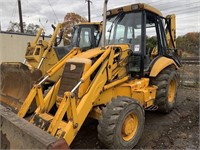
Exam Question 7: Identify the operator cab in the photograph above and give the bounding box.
[54,23,101,60]
[105,4,179,78]
[71,23,101,51]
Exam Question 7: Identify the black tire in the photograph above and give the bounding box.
[150,66,178,113]
[98,96,145,149]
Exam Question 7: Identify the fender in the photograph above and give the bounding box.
[149,56,178,77]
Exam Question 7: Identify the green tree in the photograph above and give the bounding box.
[177,32,199,55]
[146,36,157,51]
[6,21,40,35]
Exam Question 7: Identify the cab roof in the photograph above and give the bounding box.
[106,3,163,17]
[77,22,101,26]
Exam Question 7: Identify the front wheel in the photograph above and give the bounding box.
[98,96,145,149]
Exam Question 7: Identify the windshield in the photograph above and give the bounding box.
[71,25,100,48]
[105,12,142,52]
[71,26,79,46]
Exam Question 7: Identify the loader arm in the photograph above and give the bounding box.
[18,48,81,118]
[38,47,111,145]
[17,45,114,144]
[61,59,109,144]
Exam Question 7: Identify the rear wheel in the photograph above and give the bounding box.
[98,96,145,149]
[151,67,178,113]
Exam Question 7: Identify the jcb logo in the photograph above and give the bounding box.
[70,64,76,71]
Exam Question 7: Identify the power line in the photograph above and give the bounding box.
[91,2,200,17]
[9,1,18,24]
[90,1,199,15]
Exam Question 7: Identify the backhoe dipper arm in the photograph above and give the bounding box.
[33,28,43,45]
[37,23,62,69]
[166,14,176,49]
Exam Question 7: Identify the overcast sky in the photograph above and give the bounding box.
[0,0,199,36]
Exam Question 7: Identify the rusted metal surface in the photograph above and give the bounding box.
[0,62,42,112]
[47,138,70,149]
[0,105,69,149]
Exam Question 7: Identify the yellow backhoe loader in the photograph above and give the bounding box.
[0,22,102,113]
[0,1,181,149]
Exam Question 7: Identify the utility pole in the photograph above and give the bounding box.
[17,0,24,33]
[85,0,92,22]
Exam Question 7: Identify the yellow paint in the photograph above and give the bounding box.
[103,76,129,90]
[81,48,110,82]
[122,113,138,141]
[35,86,44,110]
[94,78,156,108]
[47,92,70,136]
[108,3,163,18]
[18,86,37,118]
[168,79,176,102]
[75,48,105,59]
[34,79,61,114]
[32,28,43,45]
[46,48,81,77]
[166,14,176,48]
[61,60,108,145]
[150,57,178,77]
[70,94,78,127]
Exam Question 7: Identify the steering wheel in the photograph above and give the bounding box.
[118,37,126,43]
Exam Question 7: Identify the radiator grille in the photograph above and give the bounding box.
[58,62,85,98]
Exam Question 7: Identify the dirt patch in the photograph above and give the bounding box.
[180,64,200,87]
[136,87,199,149]
[71,87,199,149]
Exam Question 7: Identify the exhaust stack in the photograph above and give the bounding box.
[101,0,108,47]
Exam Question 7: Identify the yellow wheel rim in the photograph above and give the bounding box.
[122,113,138,142]
[168,79,176,103]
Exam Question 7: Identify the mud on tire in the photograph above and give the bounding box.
[150,66,179,113]
[97,96,145,149]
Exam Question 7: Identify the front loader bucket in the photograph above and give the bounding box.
[0,105,69,149]
[0,62,42,112]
